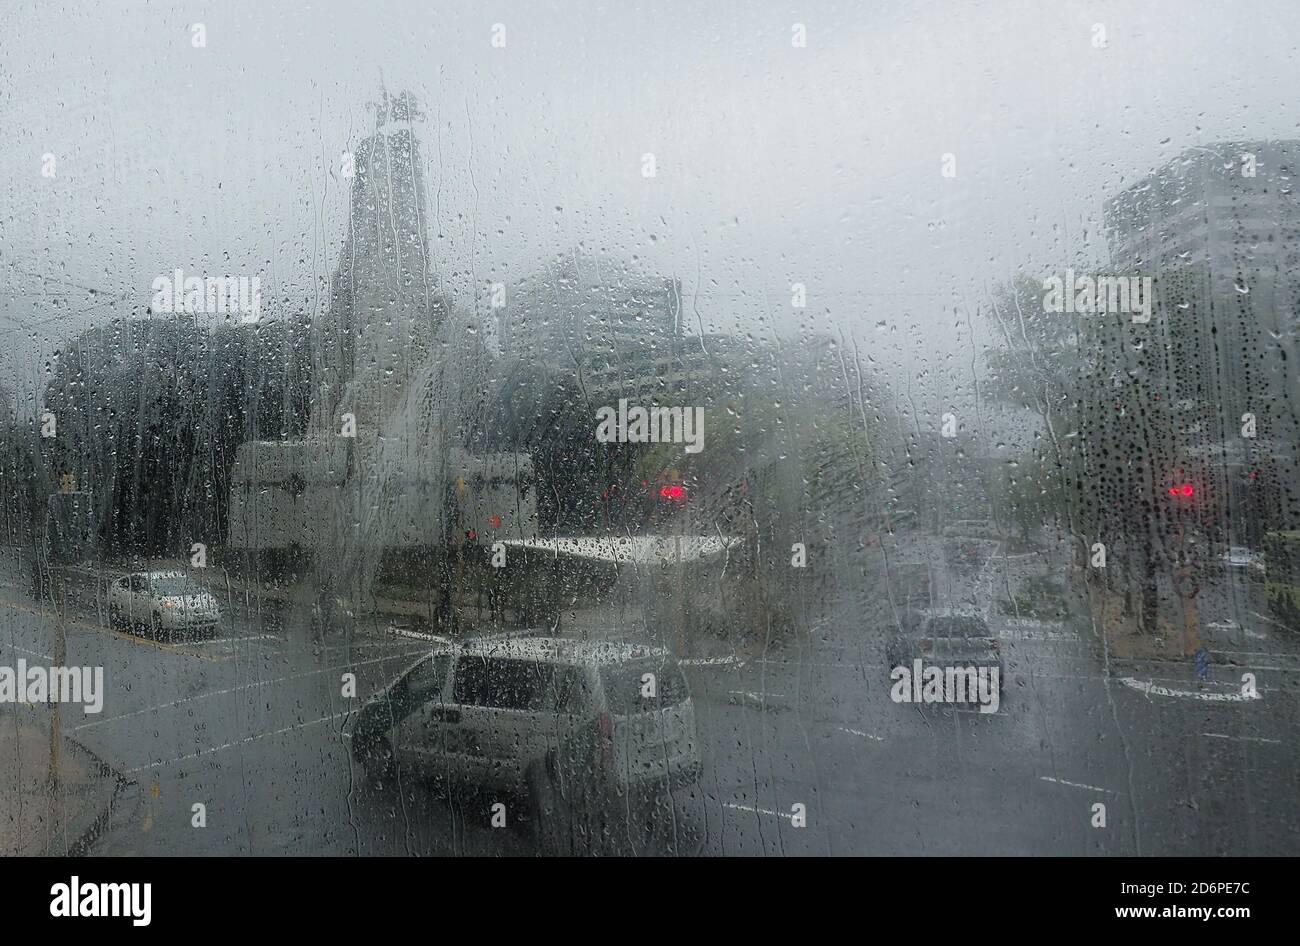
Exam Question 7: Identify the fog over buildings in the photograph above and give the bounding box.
[4,0,1300,428]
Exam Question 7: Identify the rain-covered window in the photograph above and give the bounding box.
[0,1,1295,868]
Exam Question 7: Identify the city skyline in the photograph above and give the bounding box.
[5,1,1300,402]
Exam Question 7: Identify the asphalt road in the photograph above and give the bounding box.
[0,536,1295,856]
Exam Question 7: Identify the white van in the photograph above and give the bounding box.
[351,637,701,846]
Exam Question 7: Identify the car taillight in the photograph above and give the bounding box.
[596,711,614,766]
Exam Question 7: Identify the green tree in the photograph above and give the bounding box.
[983,274,1088,537]
[42,314,313,556]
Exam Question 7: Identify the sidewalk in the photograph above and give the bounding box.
[1085,583,1193,662]
[0,708,124,856]
[1080,578,1277,678]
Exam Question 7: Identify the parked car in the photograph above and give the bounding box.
[107,570,221,637]
[1219,546,1265,582]
[351,637,701,849]
[885,609,1004,704]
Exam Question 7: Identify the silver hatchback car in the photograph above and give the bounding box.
[352,636,701,847]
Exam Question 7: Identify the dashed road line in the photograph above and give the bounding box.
[728,689,790,701]
[1039,776,1117,794]
[1248,610,1286,630]
[1201,732,1282,745]
[73,647,429,731]
[0,595,222,661]
[837,727,885,741]
[0,640,53,661]
[121,708,355,775]
[752,658,866,670]
[189,633,283,646]
[722,802,793,821]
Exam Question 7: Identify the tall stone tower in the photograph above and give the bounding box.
[312,88,435,439]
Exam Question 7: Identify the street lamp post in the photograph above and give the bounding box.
[45,485,73,838]
[48,567,66,799]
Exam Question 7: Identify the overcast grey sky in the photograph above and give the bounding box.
[3,0,1298,412]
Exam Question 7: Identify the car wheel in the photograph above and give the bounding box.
[527,757,590,854]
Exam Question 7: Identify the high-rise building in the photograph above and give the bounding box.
[311,88,436,437]
[1099,140,1300,539]
[1104,141,1299,439]
[495,253,683,377]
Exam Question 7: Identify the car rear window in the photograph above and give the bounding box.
[151,576,202,595]
[453,656,548,711]
[926,617,990,639]
[550,665,593,713]
[600,661,689,714]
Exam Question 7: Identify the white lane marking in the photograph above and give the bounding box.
[751,659,852,670]
[837,727,885,741]
[1248,610,1285,629]
[997,617,1066,629]
[995,629,1077,642]
[72,648,429,731]
[1039,776,1116,794]
[0,596,224,660]
[1201,732,1282,745]
[722,802,793,821]
[1213,649,1296,659]
[751,658,841,668]
[0,641,53,661]
[382,626,455,644]
[1118,677,1261,702]
[680,656,737,666]
[189,634,282,645]
[122,709,354,775]
[728,690,790,701]
[319,634,432,651]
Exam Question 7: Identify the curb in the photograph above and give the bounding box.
[61,736,135,857]
[1100,646,1247,674]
